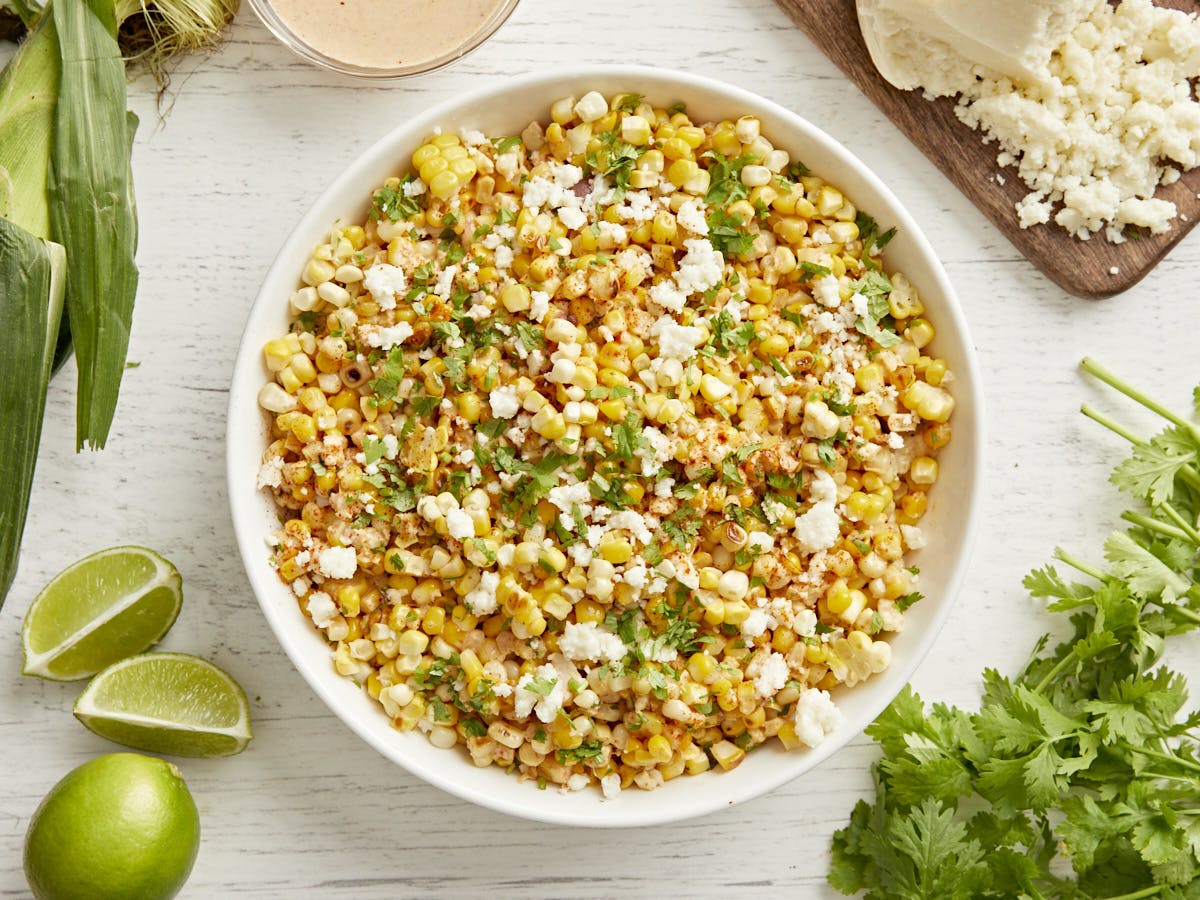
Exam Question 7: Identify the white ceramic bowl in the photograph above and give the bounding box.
[227,66,984,827]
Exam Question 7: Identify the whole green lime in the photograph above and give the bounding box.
[23,753,200,900]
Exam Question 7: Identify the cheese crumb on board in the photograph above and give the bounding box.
[857,0,1200,242]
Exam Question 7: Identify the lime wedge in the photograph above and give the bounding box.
[74,652,253,758]
[22,546,183,681]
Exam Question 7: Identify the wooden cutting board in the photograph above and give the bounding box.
[774,0,1200,298]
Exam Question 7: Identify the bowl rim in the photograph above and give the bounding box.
[226,64,985,827]
[244,0,521,79]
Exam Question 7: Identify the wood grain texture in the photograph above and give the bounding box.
[773,0,1200,299]
[0,0,1199,896]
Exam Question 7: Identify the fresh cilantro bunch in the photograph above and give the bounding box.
[830,358,1200,900]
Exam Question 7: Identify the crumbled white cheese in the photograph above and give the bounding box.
[256,456,284,490]
[793,469,840,554]
[529,290,551,323]
[600,773,622,799]
[812,274,842,308]
[651,315,705,361]
[864,0,1200,239]
[317,546,357,580]
[306,591,337,628]
[445,508,475,541]
[752,652,790,698]
[675,238,725,294]
[793,688,844,748]
[362,321,414,350]
[514,663,569,723]
[489,385,521,419]
[362,263,408,310]
[548,481,591,515]
[675,198,709,235]
[900,523,927,549]
[464,571,499,615]
[559,621,627,663]
[558,207,587,230]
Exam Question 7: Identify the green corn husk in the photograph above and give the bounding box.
[0,217,65,600]
[0,9,58,239]
[49,0,138,451]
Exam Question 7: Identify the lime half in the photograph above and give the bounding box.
[24,753,199,900]
[22,546,182,681]
[74,652,253,758]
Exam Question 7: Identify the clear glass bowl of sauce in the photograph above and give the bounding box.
[248,0,520,78]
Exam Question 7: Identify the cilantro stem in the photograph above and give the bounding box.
[1053,546,1108,583]
[1132,745,1200,774]
[1100,887,1166,900]
[1156,501,1200,544]
[1081,357,1200,442]
[1080,403,1145,446]
[1119,510,1190,542]
[1079,401,1200,495]
[1031,647,1080,695]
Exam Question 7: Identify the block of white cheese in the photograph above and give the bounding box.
[856,0,1097,96]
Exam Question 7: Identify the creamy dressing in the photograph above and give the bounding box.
[269,0,508,71]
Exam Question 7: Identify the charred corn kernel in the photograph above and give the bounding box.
[336,584,361,617]
[927,422,952,450]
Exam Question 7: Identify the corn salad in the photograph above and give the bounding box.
[257,90,955,796]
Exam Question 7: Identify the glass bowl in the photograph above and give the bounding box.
[246,0,520,79]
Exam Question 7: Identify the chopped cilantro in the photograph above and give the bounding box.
[706,207,756,258]
[371,175,423,222]
[663,506,703,549]
[493,135,522,154]
[613,411,648,461]
[513,320,544,352]
[524,675,557,697]
[707,309,757,356]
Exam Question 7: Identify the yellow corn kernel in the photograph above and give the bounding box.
[907,318,935,349]
[910,456,939,485]
[646,734,673,764]
[542,593,573,620]
[574,597,605,623]
[531,406,567,440]
[711,740,745,771]
[901,381,955,423]
[598,536,633,565]
[396,629,429,656]
[759,334,789,357]
[666,158,700,187]
[687,652,718,683]
[428,169,460,200]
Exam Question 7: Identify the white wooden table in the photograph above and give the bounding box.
[4,0,1200,896]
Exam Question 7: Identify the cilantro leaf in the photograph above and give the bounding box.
[705,208,756,258]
